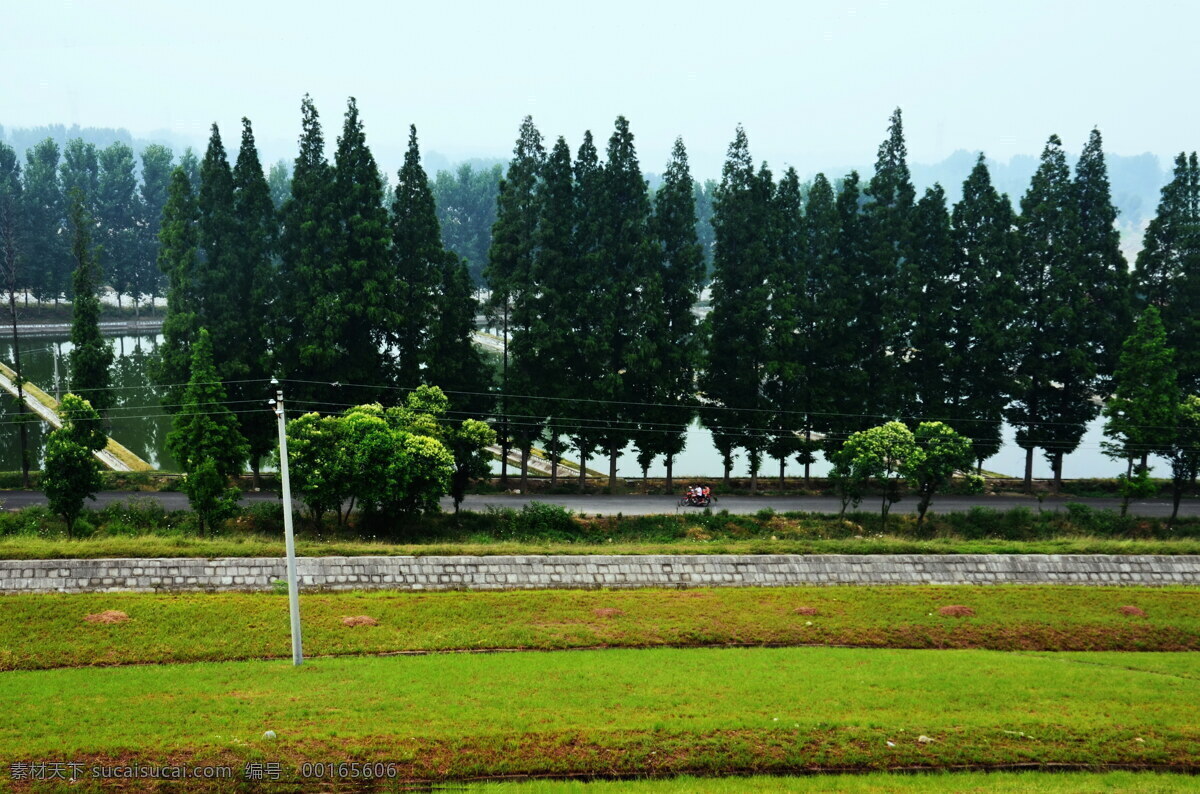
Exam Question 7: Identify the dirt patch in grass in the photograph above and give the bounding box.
[938,605,975,617]
[794,607,819,616]
[1119,606,1148,617]
[593,608,624,618]
[83,610,129,624]
[341,615,379,627]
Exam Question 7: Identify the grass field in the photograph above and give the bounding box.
[3,533,1199,560]
[0,647,1196,787]
[2,586,1196,670]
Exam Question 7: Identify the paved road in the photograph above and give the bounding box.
[0,490,1195,517]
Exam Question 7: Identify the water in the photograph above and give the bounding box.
[0,330,1161,480]
[0,332,179,471]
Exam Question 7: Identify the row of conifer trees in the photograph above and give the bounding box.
[485,109,1199,491]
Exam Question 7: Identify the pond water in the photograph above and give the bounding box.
[0,332,178,471]
[0,331,1159,481]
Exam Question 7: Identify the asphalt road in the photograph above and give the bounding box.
[0,490,1195,517]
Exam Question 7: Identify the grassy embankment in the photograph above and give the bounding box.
[2,586,1195,670]
[2,499,1199,558]
[0,648,1197,786]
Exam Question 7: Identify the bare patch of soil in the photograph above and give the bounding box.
[1118,606,1148,617]
[341,615,379,627]
[938,605,975,618]
[593,608,624,618]
[795,607,819,616]
[84,610,129,624]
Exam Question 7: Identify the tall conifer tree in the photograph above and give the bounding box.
[527,136,578,485]
[643,137,704,489]
[905,184,956,421]
[594,116,657,489]
[861,108,916,417]
[485,116,544,484]
[153,168,200,410]
[1135,152,1200,393]
[1008,135,1093,490]
[567,130,605,484]
[196,124,239,349]
[328,98,392,401]
[230,118,278,480]
[1074,128,1132,387]
[764,167,808,483]
[948,155,1020,467]
[276,95,345,404]
[701,127,774,486]
[800,173,854,478]
[390,124,441,389]
[66,189,113,412]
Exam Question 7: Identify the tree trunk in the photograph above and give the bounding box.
[520,447,530,493]
[665,455,674,493]
[722,453,731,486]
[779,457,785,488]
[1023,447,1034,493]
[549,452,558,487]
[251,459,261,490]
[1052,452,1063,493]
[579,449,588,490]
[500,441,509,487]
[608,449,618,493]
[1171,480,1183,527]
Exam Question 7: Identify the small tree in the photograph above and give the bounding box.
[1166,396,1200,526]
[840,422,917,530]
[828,446,865,519]
[285,411,352,524]
[286,386,465,529]
[58,393,108,452]
[903,422,981,526]
[444,418,497,513]
[166,328,248,533]
[43,395,105,537]
[185,458,240,535]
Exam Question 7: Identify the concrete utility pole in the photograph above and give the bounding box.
[269,378,303,666]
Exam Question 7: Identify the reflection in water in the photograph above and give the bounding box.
[0,333,178,471]
[0,331,1145,480]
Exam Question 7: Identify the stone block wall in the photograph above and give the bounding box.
[0,554,1195,594]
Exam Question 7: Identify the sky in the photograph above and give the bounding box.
[2,0,1197,178]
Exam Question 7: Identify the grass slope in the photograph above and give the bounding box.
[2,586,1196,670]
[0,648,1196,785]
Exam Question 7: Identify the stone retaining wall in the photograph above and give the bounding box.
[0,555,1196,594]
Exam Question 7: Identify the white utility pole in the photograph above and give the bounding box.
[269,378,303,666]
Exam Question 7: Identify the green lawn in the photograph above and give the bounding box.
[0,648,1196,784]
[2,586,1196,671]
[2,534,1198,559]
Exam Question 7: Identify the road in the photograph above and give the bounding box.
[0,490,1196,517]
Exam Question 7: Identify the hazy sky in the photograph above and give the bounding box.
[3,0,1197,177]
